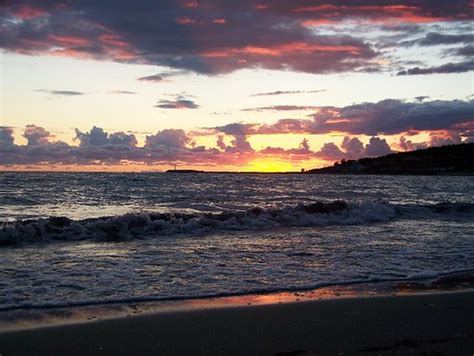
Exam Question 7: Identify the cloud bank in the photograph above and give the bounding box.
[2,98,473,170]
[1,1,472,76]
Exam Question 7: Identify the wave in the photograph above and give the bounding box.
[0,195,40,206]
[1,200,472,246]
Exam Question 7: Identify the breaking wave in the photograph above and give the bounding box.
[1,200,472,246]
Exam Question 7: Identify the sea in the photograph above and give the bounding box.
[0,172,473,312]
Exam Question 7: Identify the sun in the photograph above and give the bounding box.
[243,158,296,172]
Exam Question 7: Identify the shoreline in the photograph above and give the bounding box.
[0,289,473,355]
[1,271,473,332]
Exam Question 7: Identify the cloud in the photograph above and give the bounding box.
[250,89,326,97]
[299,138,310,152]
[317,142,345,160]
[455,46,474,57]
[2,1,472,76]
[154,99,199,109]
[137,70,186,82]
[213,123,257,136]
[35,89,85,96]
[401,32,474,47]
[414,96,429,102]
[1,122,470,169]
[310,99,474,135]
[398,130,466,151]
[397,60,474,75]
[0,127,15,148]
[108,90,136,94]
[315,136,393,160]
[242,105,320,112]
[365,136,393,156]
[23,124,52,146]
[216,135,227,150]
[138,74,169,82]
[214,99,474,138]
[341,136,365,158]
[9,1,472,75]
[145,129,192,148]
[428,130,463,147]
[75,126,137,147]
[212,130,254,153]
[227,135,254,153]
[259,138,311,156]
[398,136,422,151]
[108,132,139,147]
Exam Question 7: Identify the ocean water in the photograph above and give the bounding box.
[0,172,473,311]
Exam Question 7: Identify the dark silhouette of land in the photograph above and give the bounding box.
[165,169,204,173]
[306,143,474,175]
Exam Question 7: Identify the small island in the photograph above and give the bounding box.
[165,169,205,173]
[306,143,474,175]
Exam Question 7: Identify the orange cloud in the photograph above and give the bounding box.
[49,35,90,46]
[295,4,446,24]
[202,42,362,58]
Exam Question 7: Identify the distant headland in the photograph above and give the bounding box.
[305,143,474,175]
[163,143,473,175]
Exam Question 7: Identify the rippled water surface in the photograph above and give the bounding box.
[0,172,473,310]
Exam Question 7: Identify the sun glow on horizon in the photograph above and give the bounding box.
[242,158,301,172]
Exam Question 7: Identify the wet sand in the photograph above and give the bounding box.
[0,290,473,355]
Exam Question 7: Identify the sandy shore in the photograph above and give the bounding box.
[0,291,473,355]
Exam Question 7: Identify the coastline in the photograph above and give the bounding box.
[0,289,473,355]
[1,273,474,355]
[2,270,474,331]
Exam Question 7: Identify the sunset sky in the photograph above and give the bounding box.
[1,0,473,171]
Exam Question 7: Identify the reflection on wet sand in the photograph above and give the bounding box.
[2,271,473,332]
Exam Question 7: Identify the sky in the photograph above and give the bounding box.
[1,0,473,172]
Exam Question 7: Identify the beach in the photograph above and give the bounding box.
[1,290,473,355]
[1,173,473,355]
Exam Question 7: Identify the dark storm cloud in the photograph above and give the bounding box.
[214,98,474,136]
[309,99,474,135]
[401,32,474,47]
[455,46,474,57]
[397,59,474,75]
[4,1,471,75]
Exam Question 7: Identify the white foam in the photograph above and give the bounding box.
[0,200,472,246]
